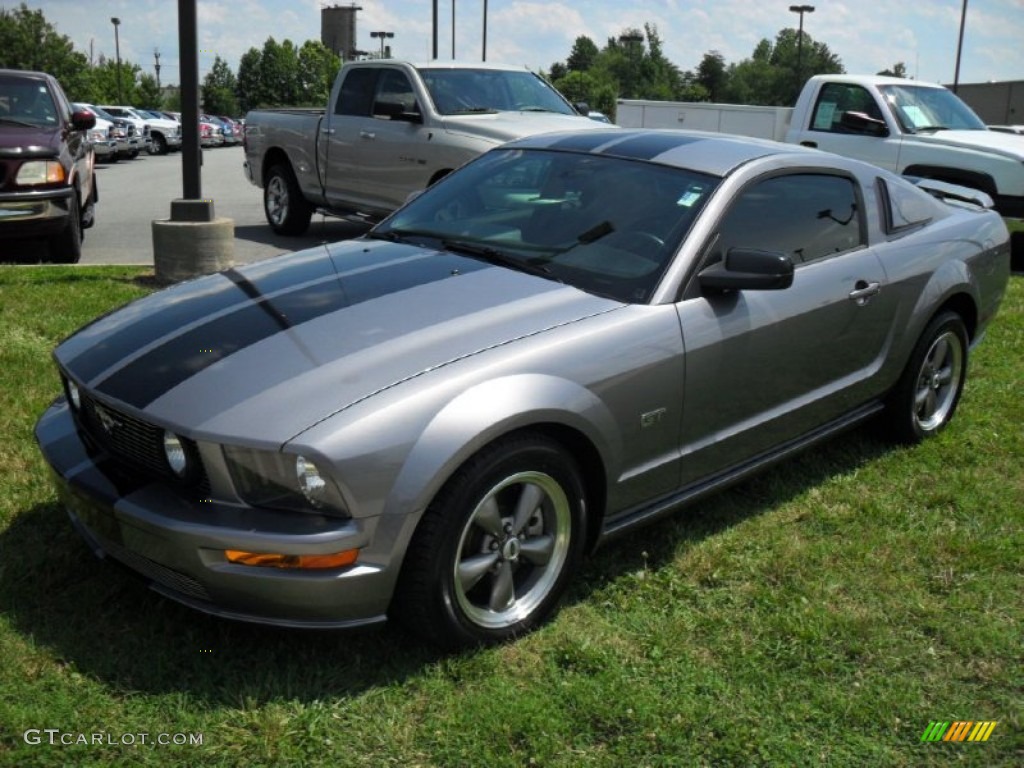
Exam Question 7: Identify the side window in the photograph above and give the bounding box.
[716,174,865,265]
[877,177,938,234]
[336,68,379,116]
[375,70,417,113]
[810,83,884,133]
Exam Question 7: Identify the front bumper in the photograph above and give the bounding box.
[0,187,72,239]
[35,397,393,629]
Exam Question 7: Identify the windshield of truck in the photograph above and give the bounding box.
[419,68,576,116]
[0,75,57,127]
[879,84,987,132]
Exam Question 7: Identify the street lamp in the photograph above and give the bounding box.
[110,17,122,103]
[953,0,968,93]
[370,30,394,59]
[789,5,814,91]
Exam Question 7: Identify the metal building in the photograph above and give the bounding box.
[322,4,361,60]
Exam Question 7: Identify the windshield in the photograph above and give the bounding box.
[879,84,987,132]
[419,68,576,116]
[0,75,57,127]
[373,148,719,303]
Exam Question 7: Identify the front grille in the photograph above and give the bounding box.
[76,388,211,496]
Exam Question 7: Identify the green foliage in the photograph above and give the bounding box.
[203,56,240,116]
[878,62,909,78]
[0,2,91,98]
[136,73,163,110]
[724,28,845,106]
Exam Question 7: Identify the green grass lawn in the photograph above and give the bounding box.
[1,266,1021,767]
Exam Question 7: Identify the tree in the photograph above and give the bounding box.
[566,36,599,72]
[203,55,239,115]
[136,73,163,109]
[295,40,341,107]
[0,3,92,98]
[696,51,727,102]
[236,48,263,112]
[724,28,843,106]
[878,62,908,78]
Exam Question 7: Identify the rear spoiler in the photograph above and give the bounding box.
[908,177,995,210]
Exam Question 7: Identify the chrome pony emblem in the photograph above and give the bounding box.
[93,403,122,434]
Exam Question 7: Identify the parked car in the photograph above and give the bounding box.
[199,117,223,147]
[72,102,116,161]
[203,114,238,145]
[133,108,184,154]
[97,105,153,154]
[1,69,97,263]
[79,103,142,159]
[36,130,1010,648]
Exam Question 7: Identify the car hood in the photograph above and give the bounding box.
[440,111,610,145]
[0,124,60,155]
[55,240,621,447]
[917,129,1024,159]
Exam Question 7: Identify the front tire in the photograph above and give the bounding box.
[48,192,83,264]
[394,434,587,650]
[885,311,968,444]
[264,163,313,235]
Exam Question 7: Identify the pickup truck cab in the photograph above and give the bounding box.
[787,75,1024,219]
[0,69,97,263]
[244,60,607,234]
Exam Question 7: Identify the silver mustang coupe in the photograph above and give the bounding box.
[36,130,1010,649]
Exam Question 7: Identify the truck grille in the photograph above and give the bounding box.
[75,388,211,497]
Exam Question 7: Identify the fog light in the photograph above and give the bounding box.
[225,549,359,569]
[163,431,188,476]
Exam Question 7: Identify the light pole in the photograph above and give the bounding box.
[370,30,394,59]
[789,5,814,92]
[482,0,488,61]
[110,17,122,103]
[953,0,968,93]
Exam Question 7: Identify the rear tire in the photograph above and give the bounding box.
[393,433,587,650]
[884,311,968,444]
[264,163,313,235]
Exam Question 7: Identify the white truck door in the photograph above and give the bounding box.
[789,81,902,172]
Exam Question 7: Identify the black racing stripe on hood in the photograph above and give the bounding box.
[541,131,626,153]
[93,252,489,409]
[66,254,339,382]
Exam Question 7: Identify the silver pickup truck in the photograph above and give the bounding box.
[242,60,607,234]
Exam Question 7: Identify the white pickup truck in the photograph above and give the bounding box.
[243,60,606,234]
[618,74,1024,247]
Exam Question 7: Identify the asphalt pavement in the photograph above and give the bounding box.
[3,145,371,266]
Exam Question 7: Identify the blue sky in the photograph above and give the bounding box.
[27,1,1024,88]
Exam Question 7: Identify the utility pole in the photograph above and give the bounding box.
[482,0,488,61]
[154,48,162,90]
[111,17,122,103]
[953,0,968,93]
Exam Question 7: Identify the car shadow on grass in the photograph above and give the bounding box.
[0,424,894,705]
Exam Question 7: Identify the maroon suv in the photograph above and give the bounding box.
[0,69,97,263]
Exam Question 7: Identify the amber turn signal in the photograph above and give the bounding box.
[225,548,359,569]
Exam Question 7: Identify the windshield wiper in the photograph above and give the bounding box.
[441,238,556,280]
[449,107,498,114]
[0,117,35,127]
[366,227,445,244]
[914,124,949,133]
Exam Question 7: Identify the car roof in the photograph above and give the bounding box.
[507,129,822,178]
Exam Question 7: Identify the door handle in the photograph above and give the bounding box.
[848,280,880,305]
[800,140,818,148]
[359,130,376,140]
[320,127,335,135]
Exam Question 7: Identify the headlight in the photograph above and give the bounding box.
[65,378,81,410]
[15,160,66,186]
[295,455,327,507]
[224,445,348,517]
[163,431,188,477]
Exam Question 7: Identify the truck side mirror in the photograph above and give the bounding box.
[373,100,423,124]
[840,110,889,137]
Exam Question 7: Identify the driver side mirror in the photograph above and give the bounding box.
[699,248,794,292]
[840,110,889,137]
[70,109,96,131]
[373,100,423,124]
